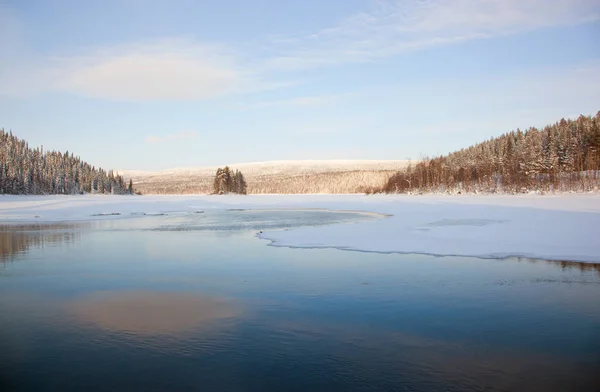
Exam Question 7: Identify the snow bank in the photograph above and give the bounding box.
[1,194,599,263]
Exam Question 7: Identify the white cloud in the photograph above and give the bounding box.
[266,0,600,70]
[0,38,262,101]
[63,45,242,101]
[1,1,598,101]
[145,130,197,144]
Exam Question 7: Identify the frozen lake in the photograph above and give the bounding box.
[1,209,599,391]
[2,194,599,262]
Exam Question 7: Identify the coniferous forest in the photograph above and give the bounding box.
[0,129,132,195]
[379,112,600,194]
[3,112,599,196]
[212,166,247,195]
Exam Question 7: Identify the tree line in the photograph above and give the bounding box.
[212,166,247,194]
[131,169,399,195]
[378,112,600,194]
[0,129,133,195]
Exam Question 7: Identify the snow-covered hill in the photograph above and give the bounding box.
[119,160,408,195]
[120,160,408,178]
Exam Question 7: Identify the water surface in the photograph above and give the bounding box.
[1,210,599,392]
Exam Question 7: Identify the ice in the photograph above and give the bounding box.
[1,194,599,263]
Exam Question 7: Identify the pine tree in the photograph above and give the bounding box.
[0,129,129,195]
[213,168,223,194]
[379,112,600,194]
[212,166,247,195]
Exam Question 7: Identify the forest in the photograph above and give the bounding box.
[0,129,132,195]
[3,112,599,196]
[129,165,401,195]
[213,166,247,194]
[378,112,600,194]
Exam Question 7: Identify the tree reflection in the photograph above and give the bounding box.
[0,225,81,262]
[517,256,600,277]
[556,260,600,276]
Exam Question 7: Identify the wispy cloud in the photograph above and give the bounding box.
[145,130,197,144]
[61,41,248,101]
[0,37,266,101]
[0,6,276,102]
[266,0,600,70]
[1,1,598,101]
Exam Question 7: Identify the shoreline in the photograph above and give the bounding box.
[1,194,599,263]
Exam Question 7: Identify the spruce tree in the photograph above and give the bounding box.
[212,166,247,195]
[0,129,131,195]
[379,112,600,194]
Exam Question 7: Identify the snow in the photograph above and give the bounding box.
[119,160,408,178]
[1,194,599,263]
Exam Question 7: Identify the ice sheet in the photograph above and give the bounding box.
[1,194,599,263]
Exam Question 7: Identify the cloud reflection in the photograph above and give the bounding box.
[68,291,239,335]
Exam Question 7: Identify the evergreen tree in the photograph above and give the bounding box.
[212,166,247,195]
[380,112,600,194]
[233,170,247,194]
[0,129,130,195]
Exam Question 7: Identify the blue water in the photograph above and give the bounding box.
[1,210,599,391]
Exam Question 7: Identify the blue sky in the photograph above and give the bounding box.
[1,0,599,171]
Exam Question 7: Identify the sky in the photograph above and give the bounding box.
[1,0,599,171]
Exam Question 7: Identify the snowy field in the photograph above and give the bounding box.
[120,160,408,178]
[1,194,599,263]
[121,160,408,194]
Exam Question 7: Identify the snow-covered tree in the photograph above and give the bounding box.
[212,166,247,195]
[0,129,132,195]
[380,112,600,194]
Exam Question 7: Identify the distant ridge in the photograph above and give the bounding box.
[120,160,409,195]
[120,160,408,177]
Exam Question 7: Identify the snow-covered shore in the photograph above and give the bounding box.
[1,194,599,263]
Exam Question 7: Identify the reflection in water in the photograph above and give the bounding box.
[1,216,600,391]
[265,320,600,392]
[3,219,598,279]
[148,209,379,232]
[519,257,600,278]
[556,259,600,275]
[0,225,82,262]
[68,291,239,335]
